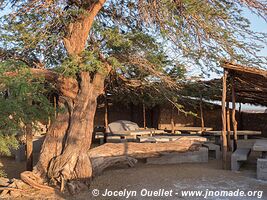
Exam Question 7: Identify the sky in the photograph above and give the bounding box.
[186,8,267,79]
[244,10,267,56]
[223,9,267,111]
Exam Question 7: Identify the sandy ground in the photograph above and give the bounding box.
[1,156,267,200]
[76,160,267,200]
[0,139,266,199]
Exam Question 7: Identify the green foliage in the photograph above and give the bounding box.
[56,50,105,77]
[0,60,54,161]
[0,134,18,156]
[0,170,7,178]
[0,60,55,177]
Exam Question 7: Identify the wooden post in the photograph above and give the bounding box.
[226,101,232,151]
[143,103,146,129]
[221,69,228,169]
[104,96,109,143]
[231,76,238,151]
[26,123,33,171]
[238,103,243,130]
[200,95,204,133]
[171,106,175,133]
[157,106,161,130]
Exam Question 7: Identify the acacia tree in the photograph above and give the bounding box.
[0,0,266,188]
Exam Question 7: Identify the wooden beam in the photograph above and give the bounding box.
[89,140,201,176]
[238,103,244,130]
[222,62,267,78]
[232,76,238,151]
[221,69,228,169]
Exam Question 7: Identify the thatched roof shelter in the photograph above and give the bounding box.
[223,62,267,106]
[181,62,267,168]
[182,62,267,106]
[220,62,267,168]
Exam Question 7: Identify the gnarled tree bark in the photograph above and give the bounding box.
[21,0,108,189]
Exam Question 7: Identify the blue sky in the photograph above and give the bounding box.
[181,8,267,80]
[244,10,267,56]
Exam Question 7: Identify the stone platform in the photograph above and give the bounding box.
[146,147,208,165]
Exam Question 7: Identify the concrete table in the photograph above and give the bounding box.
[253,140,267,180]
[253,139,267,158]
[113,129,166,139]
[204,130,262,144]
[164,127,213,134]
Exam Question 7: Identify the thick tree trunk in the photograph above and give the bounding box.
[47,72,99,182]
[33,97,72,178]
[21,71,106,189]
[20,0,117,191]
[30,0,108,183]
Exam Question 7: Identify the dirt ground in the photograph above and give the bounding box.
[1,155,267,200]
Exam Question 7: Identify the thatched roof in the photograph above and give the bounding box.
[223,62,267,106]
[181,62,267,106]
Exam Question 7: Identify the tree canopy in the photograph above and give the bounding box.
[0,0,265,126]
[0,0,266,138]
[0,0,266,71]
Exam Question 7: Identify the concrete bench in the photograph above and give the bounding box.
[231,148,251,171]
[203,142,221,160]
[257,158,267,181]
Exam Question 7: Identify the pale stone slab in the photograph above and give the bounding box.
[253,140,267,152]
[205,130,261,136]
[146,147,208,164]
[139,136,207,143]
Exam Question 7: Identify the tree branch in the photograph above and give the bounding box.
[4,69,78,99]
[0,48,44,68]
[63,0,107,56]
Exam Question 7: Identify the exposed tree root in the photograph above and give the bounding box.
[20,171,54,191]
